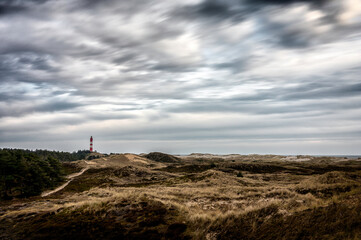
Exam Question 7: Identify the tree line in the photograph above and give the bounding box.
[14,149,91,162]
[0,148,90,200]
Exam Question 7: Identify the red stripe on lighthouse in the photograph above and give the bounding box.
[90,136,93,152]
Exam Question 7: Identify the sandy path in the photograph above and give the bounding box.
[41,166,90,197]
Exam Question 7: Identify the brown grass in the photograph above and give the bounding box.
[1,154,361,239]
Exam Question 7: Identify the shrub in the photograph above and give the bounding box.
[0,149,65,199]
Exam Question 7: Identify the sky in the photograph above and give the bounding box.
[1,0,361,155]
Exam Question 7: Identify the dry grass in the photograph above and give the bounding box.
[1,154,361,239]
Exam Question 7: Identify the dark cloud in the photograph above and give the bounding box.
[37,101,82,113]
[0,100,82,118]
[78,0,148,10]
[0,53,59,86]
[212,58,248,73]
[277,29,313,48]
[0,92,26,101]
[0,5,26,15]
[0,0,360,153]
[166,97,361,117]
[244,0,328,7]
[225,82,361,102]
[196,1,233,18]
[177,0,354,49]
[176,0,247,22]
[113,53,138,65]
[150,63,197,73]
[0,0,48,15]
[281,83,361,100]
[0,0,49,5]
[191,0,328,19]
[17,55,58,72]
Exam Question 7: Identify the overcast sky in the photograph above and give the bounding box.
[1,0,361,154]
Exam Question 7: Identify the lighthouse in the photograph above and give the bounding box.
[90,136,93,152]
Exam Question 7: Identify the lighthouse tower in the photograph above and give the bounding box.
[90,136,93,152]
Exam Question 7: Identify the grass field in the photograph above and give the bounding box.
[1,153,361,239]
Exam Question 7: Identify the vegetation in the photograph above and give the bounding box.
[1,153,361,239]
[145,152,180,163]
[0,148,91,200]
[0,149,65,199]
[14,149,91,162]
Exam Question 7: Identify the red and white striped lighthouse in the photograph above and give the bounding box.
[90,136,93,152]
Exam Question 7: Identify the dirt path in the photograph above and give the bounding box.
[41,167,90,197]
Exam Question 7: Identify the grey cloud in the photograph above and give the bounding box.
[244,0,328,7]
[0,99,83,118]
[150,63,197,73]
[167,93,361,116]
[37,101,82,113]
[177,0,355,49]
[212,58,248,73]
[119,130,361,141]
[78,0,149,11]
[228,82,361,102]
[281,83,361,100]
[256,19,317,48]
[17,55,58,72]
[0,92,26,101]
[0,5,26,15]
[86,112,136,121]
[0,42,45,56]
[113,53,138,65]
[0,0,360,153]
[277,29,314,48]
[190,0,328,19]
[0,54,60,86]
[195,1,235,18]
[0,0,49,15]
[0,31,105,62]
[175,0,247,23]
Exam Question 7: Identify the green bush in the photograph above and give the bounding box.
[0,149,66,199]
